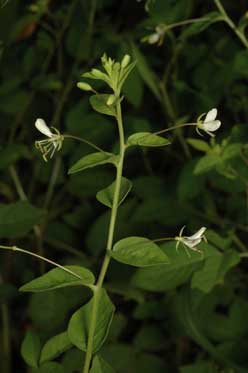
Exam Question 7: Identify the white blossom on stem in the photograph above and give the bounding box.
[35,118,63,161]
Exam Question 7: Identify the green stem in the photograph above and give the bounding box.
[83,100,125,373]
[0,245,85,281]
[214,0,248,49]
[9,166,27,201]
[63,134,105,153]
[44,157,61,209]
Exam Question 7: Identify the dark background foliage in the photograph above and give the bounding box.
[0,0,248,372]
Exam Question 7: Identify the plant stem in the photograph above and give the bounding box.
[0,245,85,280]
[9,166,27,201]
[214,0,248,49]
[63,134,105,153]
[83,100,125,373]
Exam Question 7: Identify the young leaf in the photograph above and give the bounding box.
[19,266,95,292]
[96,177,132,208]
[90,355,116,373]
[21,331,41,368]
[0,201,43,238]
[68,152,116,174]
[110,237,169,267]
[187,138,211,152]
[40,332,72,364]
[90,94,116,116]
[68,288,115,353]
[127,132,170,147]
[194,155,220,175]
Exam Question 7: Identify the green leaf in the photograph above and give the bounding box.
[40,332,72,364]
[110,237,169,267]
[127,132,170,147]
[187,138,211,152]
[0,201,44,238]
[191,250,240,293]
[131,42,161,101]
[131,242,218,291]
[68,152,116,174]
[96,177,132,208]
[33,362,65,373]
[20,266,95,292]
[21,331,41,368]
[194,155,220,175]
[90,355,116,373]
[68,288,115,353]
[89,94,116,116]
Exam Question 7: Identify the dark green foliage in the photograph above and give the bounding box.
[0,1,248,372]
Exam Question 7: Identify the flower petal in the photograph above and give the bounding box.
[183,237,202,248]
[204,108,217,123]
[187,227,207,241]
[148,33,160,44]
[35,118,53,137]
[203,120,221,132]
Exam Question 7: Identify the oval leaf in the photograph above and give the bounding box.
[90,94,116,116]
[19,265,95,292]
[110,237,169,267]
[127,132,170,147]
[90,355,116,373]
[68,288,115,353]
[21,331,41,368]
[40,332,72,364]
[68,152,116,174]
[96,177,132,208]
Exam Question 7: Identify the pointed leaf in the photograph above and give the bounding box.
[68,288,115,353]
[187,138,211,152]
[68,152,116,174]
[20,266,95,292]
[127,132,170,147]
[90,355,116,373]
[96,177,132,208]
[21,331,41,368]
[40,332,72,364]
[110,237,169,267]
[90,94,116,116]
[194,155,220,175]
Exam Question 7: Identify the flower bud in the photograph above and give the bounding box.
[77,82,93,91]
[106,94,116,106]
[121,54,131,68]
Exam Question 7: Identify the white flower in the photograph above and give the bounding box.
[147,25,165,45]
[197,108,221,137]
[175,226,207,254]
[35,118,63,161]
